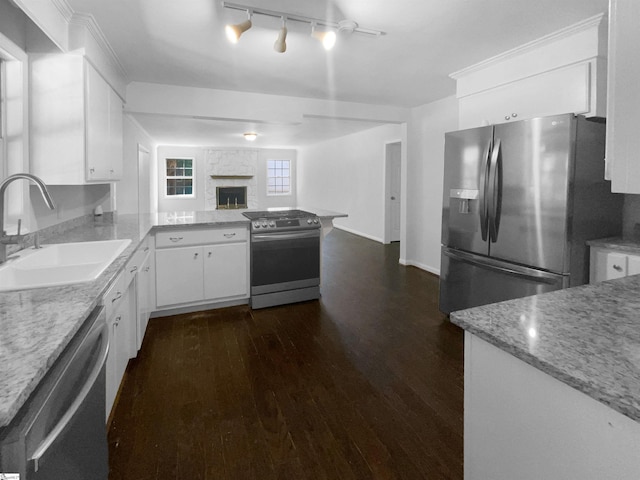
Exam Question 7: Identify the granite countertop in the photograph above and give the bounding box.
[587,236,640,255]
[0,207,346,428]
[450,274,640,422]
[0,211,248,428]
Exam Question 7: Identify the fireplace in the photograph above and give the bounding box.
[216,186,247,209]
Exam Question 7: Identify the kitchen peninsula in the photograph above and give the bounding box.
[451,275,640,479]
[0,207,345,431]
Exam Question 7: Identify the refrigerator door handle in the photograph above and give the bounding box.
[478,139,492,241]
[443,248,562,284]
[488,138,502,243]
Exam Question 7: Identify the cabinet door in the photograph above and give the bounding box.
[105,314,118,420]
[605,252,627,280]
[459,62,591,129]
[607,0,640,193]
[155,246,204,306]
[85,62,112,181]
[137,253,152,350]
[108,89,124,179]
[203,243,248,300]
[626,255,640,276]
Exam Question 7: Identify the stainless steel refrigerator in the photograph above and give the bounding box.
[439,114,622,314]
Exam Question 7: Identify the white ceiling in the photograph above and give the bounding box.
[66,0,609,147]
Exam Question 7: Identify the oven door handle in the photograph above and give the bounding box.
[252,230,320,242]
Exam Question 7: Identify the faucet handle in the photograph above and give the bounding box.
[16,219,21,236]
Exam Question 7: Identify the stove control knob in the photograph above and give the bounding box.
[269,222,275,228]
[313,219,319,224]
[262,222,268,228]
[307,219,312,224]
[253,222,260,228]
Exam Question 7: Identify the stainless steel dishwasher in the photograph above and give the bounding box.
[0,306,110,479]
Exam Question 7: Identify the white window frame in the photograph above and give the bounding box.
[266,159,291,196]
[164,157,195,198]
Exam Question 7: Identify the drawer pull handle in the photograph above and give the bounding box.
[208,251,212,257]
[223,233,236,238]
[115,315,122,325]
[194,252,199,258]
[144,266,150,272]
[111,292,123,303]
[129,266,138,273]
[613,264,624,272]
[169,237,184,242]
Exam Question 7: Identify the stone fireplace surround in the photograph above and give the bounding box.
[205,149,258,210]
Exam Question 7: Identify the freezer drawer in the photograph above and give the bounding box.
[439,248,568,315]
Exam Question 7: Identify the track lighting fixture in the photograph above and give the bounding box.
[273,17,287,53]
[222,1,384,53]
[225,10,252,43]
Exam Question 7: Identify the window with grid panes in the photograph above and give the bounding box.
[165,158,194,196]
[267,159,290,195]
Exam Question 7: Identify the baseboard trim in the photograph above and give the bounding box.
[333,224,384,243]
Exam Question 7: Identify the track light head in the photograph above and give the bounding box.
[274,17,287,53]
[311,24,336,50]
[225,11,252,43]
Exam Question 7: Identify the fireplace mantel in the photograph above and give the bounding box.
[210,174,254,179]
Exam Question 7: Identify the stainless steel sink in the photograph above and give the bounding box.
[0,239,131,291]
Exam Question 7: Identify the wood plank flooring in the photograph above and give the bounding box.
[108,229,464,479]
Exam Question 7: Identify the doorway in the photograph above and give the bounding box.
[384,141,402,243]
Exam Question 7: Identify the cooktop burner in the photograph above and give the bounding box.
[242,209,320,232]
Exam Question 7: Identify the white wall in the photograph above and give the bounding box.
[404,96,458,275]
[156,145,297,212]
[118,115,156,214]
[297,124,402,243]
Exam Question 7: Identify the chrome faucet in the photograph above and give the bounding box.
[0,173,56,263]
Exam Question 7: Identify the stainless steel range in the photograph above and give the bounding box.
[243,209,321,309]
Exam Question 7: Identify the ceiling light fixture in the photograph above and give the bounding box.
[225,9,252,43]
[311,23,337,51]
[222,1,384,52]
[273,17,287,53]
[243,132,258,141]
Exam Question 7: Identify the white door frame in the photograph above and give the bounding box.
[383,140,403,244]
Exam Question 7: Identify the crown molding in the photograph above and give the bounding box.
[450,13,605,80]
[49,0,73,22]
[68,11,128,81]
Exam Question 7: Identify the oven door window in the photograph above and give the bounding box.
[251,231,320,289]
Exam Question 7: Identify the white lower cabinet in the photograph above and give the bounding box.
[104,272,135,421]
[590,247,640,283]
[155,226,249,309]
[137,252,153,349]
[156,246,204,306]
[204,242,248,299]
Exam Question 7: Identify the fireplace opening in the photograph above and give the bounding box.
[217,186,247,209]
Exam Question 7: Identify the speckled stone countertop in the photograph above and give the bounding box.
[587,236,640,255]
[0,211,248,428]
[450,275,640,422]
[0,207,346,428]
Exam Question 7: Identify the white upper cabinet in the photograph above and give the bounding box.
[606,0,640,193]
[451,15,607,130]
[458,63,595,129]
[30,54,123,184]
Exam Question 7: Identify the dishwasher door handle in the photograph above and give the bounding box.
[29,314,110,472]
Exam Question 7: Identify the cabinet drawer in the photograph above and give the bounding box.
[103,272,126,319]
[155,227,246,248]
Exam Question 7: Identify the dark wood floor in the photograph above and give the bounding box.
[108,229,464,480]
